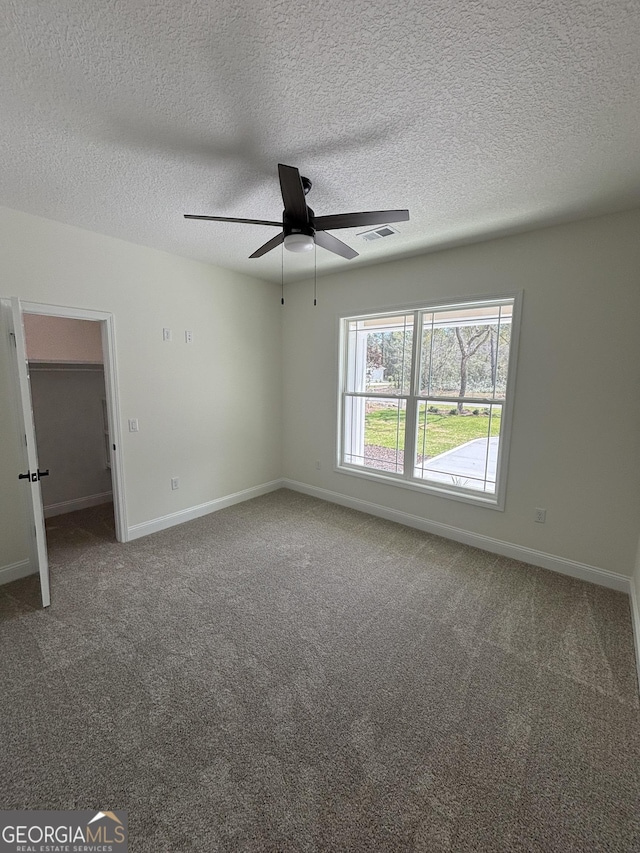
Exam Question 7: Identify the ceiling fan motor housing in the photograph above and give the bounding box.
[283,207,316,239]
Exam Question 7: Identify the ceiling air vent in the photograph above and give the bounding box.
[358,224,400,242]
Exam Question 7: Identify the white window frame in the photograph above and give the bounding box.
[336,293,522,510]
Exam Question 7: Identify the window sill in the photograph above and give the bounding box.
[335,463,505,510]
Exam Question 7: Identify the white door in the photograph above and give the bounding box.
[4,298,50,607]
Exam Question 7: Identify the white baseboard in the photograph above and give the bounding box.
[630,582,640,695]
[127,479,284,541]
[283,479,632,594]
[0,558,35,585]
[44,491,113,518]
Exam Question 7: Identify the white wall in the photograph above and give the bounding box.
[282,209,640,577]
[0,205,282,556]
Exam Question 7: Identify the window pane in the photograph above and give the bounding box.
[463,323,499,399]
[420,321,460,397]
[414,402,502,493]
[343,396,406,474]
[346,315,413,396]
[419,303,513,400]
[494,315,511,399]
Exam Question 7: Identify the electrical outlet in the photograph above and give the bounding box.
[534,507,546,523]
[162,328,172,341]
[171,477,179,490]
[128,418,139,432]
[185,330,193,343]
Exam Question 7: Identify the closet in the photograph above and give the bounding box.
[24,314,113,518]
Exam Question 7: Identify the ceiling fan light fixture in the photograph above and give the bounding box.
[284,233,315,253]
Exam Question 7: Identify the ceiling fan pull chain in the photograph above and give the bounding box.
[313,242,317,306]
[281,242,285,306]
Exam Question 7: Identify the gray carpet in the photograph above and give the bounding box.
[1,489,639,852]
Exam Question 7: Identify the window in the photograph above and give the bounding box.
[339,295,520,508]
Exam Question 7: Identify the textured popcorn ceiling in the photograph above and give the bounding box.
[2,0,639,282]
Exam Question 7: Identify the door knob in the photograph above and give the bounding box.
[18,469,49,481]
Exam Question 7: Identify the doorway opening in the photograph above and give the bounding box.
[8,300,127,606]
[23,313,119,566]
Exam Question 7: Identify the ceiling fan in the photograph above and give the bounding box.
[184,163,409,260]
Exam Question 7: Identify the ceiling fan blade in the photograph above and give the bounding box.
[314,230,358,260]
[184,214,281,227]
[278,164,308,223]
[314,209,410,231]
[249,232,285,258]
